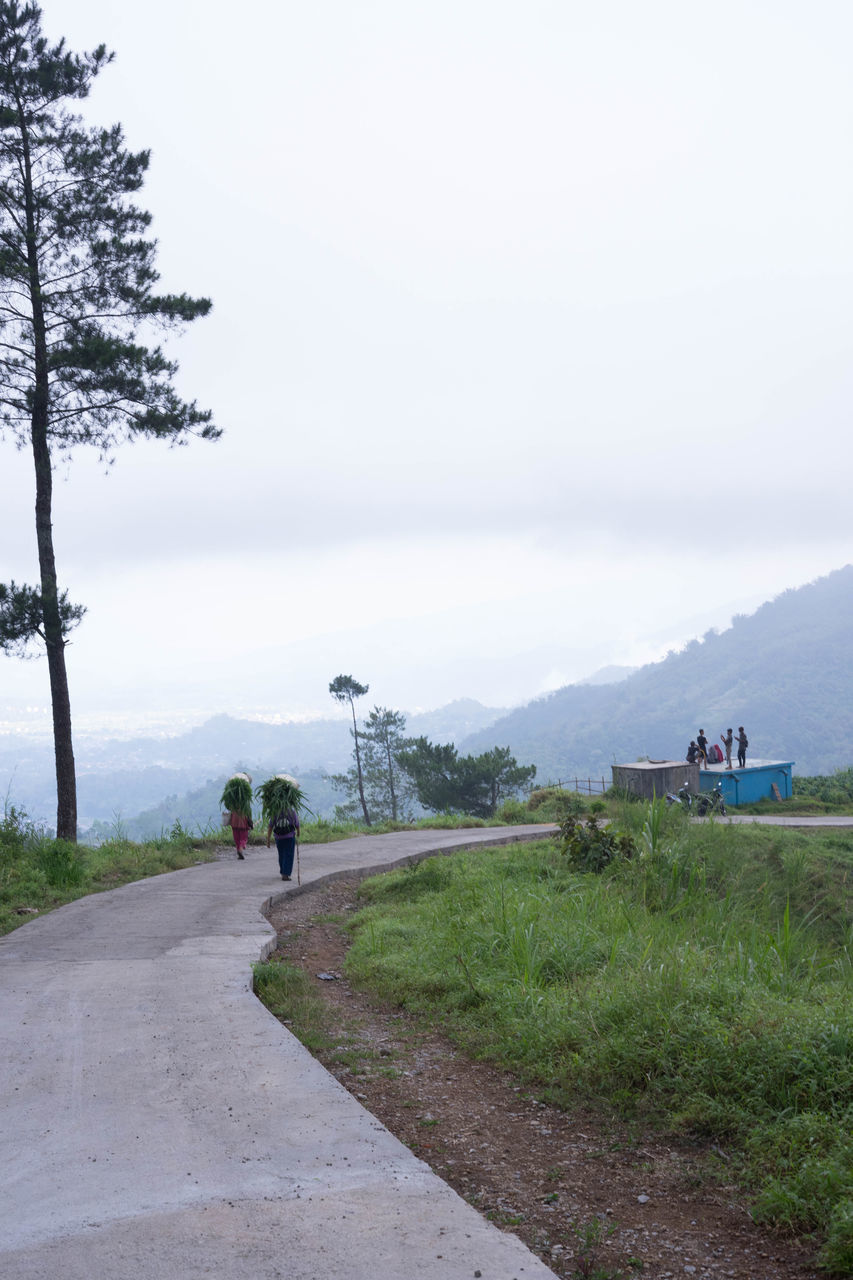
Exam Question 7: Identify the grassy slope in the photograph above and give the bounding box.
[340,809,853,1272]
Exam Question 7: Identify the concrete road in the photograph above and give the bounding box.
[0,826,558,1280]
[699,815,853,827]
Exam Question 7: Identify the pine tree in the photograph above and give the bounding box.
[361,706,414,822]
[330,705,416,823]
[328,674,371,825]
[397,737,536,817]
[0,3,219,838]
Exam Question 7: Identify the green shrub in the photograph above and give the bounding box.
[0,803,41,856]
[497,797,527,823]
[522,787,590,823]
[38,839,85,888]
[822,1197,853,1273]
[559,813,636,872]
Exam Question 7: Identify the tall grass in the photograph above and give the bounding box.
[343,812,853,1272]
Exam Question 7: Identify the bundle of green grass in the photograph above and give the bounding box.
[256,773,308,827]
[220,772,253,821]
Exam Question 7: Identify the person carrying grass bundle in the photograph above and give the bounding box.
[220,772,253,860]
[259,774,307,882]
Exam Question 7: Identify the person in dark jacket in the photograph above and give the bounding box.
[686,740,699,764]
[696,730,708,766]
[737,727,748,768]
[267,806,301,881]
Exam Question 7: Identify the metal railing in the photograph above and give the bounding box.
[531,777,608,796]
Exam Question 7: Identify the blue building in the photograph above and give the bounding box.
[700,760,794,806]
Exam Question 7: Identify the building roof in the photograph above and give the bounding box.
[613,760,692,771]
[701,759,794,773]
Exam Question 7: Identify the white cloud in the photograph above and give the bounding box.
[4,0,853,735]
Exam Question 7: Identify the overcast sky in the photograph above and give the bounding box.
[3,0,853,737]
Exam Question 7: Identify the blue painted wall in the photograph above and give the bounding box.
[700,761,794,806]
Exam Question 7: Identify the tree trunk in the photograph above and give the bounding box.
[351,705,371,826]
[384,739,398,821]
[20,98,78,841]
[32,425,78,840]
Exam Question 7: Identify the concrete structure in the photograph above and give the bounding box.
[0,826,559,1280]
[700,760,795,806]
[613,758,795,808]
[611,759,699,801]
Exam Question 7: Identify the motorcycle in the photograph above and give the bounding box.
[665,782,693,812]
[665,781,727,817]
[695,781,727,817]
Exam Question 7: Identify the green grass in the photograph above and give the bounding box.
[339,808,853,1273]
[0,803,219,936]
[252,960,340,1056]
[252,958,383,1077]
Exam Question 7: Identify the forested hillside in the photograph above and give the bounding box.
[462,566,853,779]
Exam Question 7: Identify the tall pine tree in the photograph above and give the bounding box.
[328,674,371,825]
[0,3,219,838]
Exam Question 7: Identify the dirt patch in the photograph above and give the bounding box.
[265,877,822,1280]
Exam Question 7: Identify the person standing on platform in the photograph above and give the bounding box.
[721,728,733,769]
[737,727,748,768]
[696,729,709,766]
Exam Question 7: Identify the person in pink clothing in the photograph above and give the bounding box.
[221,771,254,860]
[226,810,251,858]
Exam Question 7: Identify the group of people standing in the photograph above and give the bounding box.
[687,727,748,769]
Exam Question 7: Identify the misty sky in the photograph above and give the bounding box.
[3,1,853,736]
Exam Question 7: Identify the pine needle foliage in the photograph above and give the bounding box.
[0,580,85,657]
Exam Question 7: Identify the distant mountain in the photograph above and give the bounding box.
[461,566,853,781]
[407,698,511,742]
[577,665,638,686]
[2,699,506,832]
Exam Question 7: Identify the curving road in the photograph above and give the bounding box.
[0,825,559,1280]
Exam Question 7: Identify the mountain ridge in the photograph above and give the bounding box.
[460,566,853,779]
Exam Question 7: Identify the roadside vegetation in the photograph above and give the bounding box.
[0,804,222,937]
[269,802,853,1273]
[0,793,558,938]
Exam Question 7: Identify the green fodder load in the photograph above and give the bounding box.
[220,772,253,821]
[256,774,308,827]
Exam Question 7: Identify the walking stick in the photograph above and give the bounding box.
[296,838,301,886]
